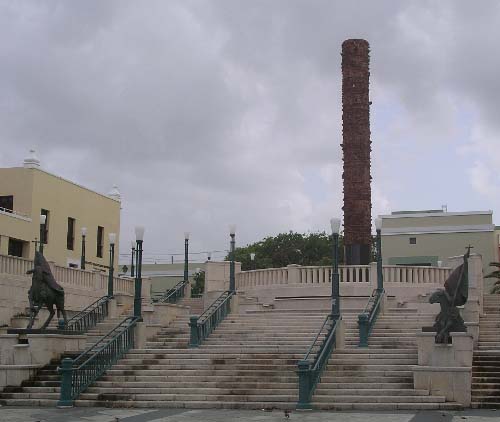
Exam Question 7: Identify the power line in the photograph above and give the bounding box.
[119,249,228,257]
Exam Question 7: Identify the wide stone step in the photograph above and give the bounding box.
[100,375,297,383]
[321,370,413,378]
[105,369,298,377]
[84,387,297,395]
[322,376,412,383]
[77,393,298,402]
[119,358,299,365]
[328,359,417,365]
[317,382,414,389]
[315,388,430,397]
[127,352,304,359]
[111,364,297,370]
[93,381,296,388]
[312,402,461,410]
[471,396,500,403]
[313,395,445,403]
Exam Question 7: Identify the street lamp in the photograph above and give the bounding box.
[134,226,145,320]
[39,214,46,254]
[229,224,236,292]
[184,232,190,283]
[108,233,116,297]
[330,218,341,320]
[250,252,256,270]
[130,240,136,277]
[81,227,87,270]
[374,217,384,292]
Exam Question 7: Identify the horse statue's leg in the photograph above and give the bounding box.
[55,294,67,329]
[27,305,41,329]
[41,304,55,330]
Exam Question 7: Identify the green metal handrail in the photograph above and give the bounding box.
[189,290,234,347]
[297,315,338,410]
[63,295,111,332]
[358,288,385,347]
[152,280,188,304]
[57,316,138,407]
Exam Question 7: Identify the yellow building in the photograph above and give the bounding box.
[0,150,121,269]
[379,209,496,274]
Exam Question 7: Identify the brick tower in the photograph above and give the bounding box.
[341,39,372,265]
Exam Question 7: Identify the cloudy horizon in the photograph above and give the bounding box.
[1,1,499,263]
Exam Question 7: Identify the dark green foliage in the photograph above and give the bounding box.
[486,262,500,294]
[191,270,205,296]
[228,231,349,271]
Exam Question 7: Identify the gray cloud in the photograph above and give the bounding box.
[1,0,499,261]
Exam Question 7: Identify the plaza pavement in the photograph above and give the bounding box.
[2,408,500,422]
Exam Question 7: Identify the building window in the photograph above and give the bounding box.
[0,195,13,212]
[409,237,417,245]
[97,226,104,258]
[8,238,24,257]
[67,217,75,250]
[41,209,49,244]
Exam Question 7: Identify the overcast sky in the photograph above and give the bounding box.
[1,1,499,263]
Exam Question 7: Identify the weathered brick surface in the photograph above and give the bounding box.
[341,39,372,250]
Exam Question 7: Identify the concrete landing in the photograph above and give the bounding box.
[0,407,497,422]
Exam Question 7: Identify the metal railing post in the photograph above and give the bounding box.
[358,312,369,347]
[189,315,200,347]
[297,360,312,410]
[57,357,74,407]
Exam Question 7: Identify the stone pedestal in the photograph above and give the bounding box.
[414,331,473,406]
[0,332,86,390]
[336,318,345,350]
[134,322,147,349]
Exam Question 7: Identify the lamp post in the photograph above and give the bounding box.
[184,232,190,283]
[250,253,256,270]
[81,227,87,270]
[39,214,46,254]
[134,226,145,320]
[374,218,384,292]
[229,224,236,292]
[108,233,116,297]
[330,218,341,320]
[130,240,135,277]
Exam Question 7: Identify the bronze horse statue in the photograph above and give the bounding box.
[428,248,470,343]
[26,252,67,329]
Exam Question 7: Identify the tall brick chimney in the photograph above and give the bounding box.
[341,39,372,265]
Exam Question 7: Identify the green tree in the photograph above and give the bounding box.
[228,231,347,270]
[486,262,500,294]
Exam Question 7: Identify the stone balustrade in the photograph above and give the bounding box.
[0,254,33,277]
[236,263,451,289]
[382,265,450,284]
[0,253,135,294]
[0,254,138,325]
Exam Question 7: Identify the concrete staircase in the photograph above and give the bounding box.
[71,309,326,409]
[0,309,326,408]
[312,308,461,410]
[472,294,500,408]
[0,312,132,407]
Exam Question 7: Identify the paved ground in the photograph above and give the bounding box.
[2,408,500,422]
